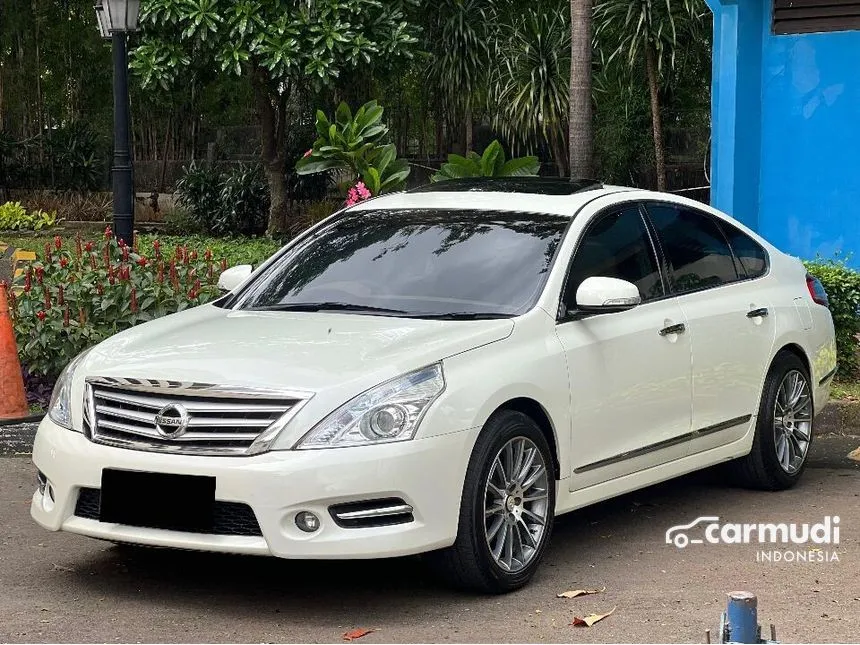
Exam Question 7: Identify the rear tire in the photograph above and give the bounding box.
[425,410,555,593]
[732,352,814,490]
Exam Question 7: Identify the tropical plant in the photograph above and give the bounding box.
[296,101,411,197]
[175,162,269,236]
[431,140,540,182]
[491,6,571,175]
[0,202,57,231]
[131,0,421,234]
[10,229,228,380]
[424,0,497,153]
[594,0,704,190]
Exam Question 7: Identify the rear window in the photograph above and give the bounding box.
[235,209,569,317]
[720,222,769,279]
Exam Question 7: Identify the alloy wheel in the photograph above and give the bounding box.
[773,369,813,474]
[483,436,550,572]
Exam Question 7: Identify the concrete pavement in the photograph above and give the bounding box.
[1,436,858,643]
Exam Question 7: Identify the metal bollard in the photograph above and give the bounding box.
[713,591,778,644]
[725,592,759,643]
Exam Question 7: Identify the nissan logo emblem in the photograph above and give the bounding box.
[154,403,190,438]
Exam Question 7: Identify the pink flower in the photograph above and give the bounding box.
[345,181,373,207]
[303,148,313,158]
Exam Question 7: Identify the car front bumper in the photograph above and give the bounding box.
[30,417,477,559]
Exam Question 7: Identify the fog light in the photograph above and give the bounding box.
[295,511,321,533]
[36,471,47,495]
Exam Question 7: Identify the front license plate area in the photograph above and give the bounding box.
[100,469,216,533]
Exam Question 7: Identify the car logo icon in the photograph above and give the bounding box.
[154,403,190,438]
[665,516,720,548]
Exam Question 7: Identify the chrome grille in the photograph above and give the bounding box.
[84,377,311,456]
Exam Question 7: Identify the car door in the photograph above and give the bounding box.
[554,203,693,491]
[643,202,777,454]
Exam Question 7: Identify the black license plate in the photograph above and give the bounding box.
[100,469,216,533]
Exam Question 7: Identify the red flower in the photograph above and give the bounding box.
[122,265,130,281]
[137,257,148,267]
[35,266,44,284]
[36,311,46,322]
[118,238,126,249]
[43,287,52,311]
[221,258,228,272]
[24,272,31,293]
[63,307,70,327]
[122,247,130,263]
[205,248,212,262]
[157,262,165,283]
[54,236,62,251]
[176,246,185,262]
[104,226,113,239]
[58,285,65,306]
[60,257,69,268]
[44,244,52,263]
[89,253,98,270]
[190,250,198,262]
[97,283,104,296]
[78,308,86,325]
[84,242,94,253]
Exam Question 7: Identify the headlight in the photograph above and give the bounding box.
[295,364,445,449]
[48,348,92,430]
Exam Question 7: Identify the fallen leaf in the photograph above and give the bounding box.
[571,606,616,627]
[848,446,860,462]
[343,628,375,641]
[557,587,605,599]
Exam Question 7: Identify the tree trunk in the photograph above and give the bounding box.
[569,0,593,179]
[252,70,289,236]
[645,44,667,192]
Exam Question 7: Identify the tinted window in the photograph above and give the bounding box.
[563,207,664,307]
[647,204,739,293]
[236,209,568,317]
[721,222,768,278]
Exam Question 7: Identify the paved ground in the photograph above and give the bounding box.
[1,433,858,643]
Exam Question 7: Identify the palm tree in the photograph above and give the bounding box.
[425,0,496,154]
[491,6,571,176]
[594,0,701,191]
[569,0,594,179]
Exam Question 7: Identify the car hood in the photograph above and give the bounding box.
[80,304,514,393]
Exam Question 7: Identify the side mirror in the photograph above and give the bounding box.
[575,276,641,313]
[218,264,253,293]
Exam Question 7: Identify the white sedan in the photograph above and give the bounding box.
[31,178,836,592]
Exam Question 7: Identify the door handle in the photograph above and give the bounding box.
[659,323,686,336]
[747,308,769,318]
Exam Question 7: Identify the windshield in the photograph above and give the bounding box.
[235,209,568,318]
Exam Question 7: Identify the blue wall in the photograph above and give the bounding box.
[708,0,860,264]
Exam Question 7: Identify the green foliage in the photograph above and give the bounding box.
[136,234,282,269]
[132,0,420,90]
[804,258,860,377]
[296,101,410,195]
[0,202,58,231]
[174,162,269,235]
[491,6,570,158]
[432,140,540,182]
[11,230,228,380]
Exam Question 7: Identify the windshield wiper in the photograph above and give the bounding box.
[246,302,411,315]
[411,312,513,320]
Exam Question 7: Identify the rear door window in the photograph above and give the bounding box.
[645,204,740,294]
[720,222,769,279]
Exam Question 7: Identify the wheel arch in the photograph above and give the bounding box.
[776,342,812,378]
[492,397,561,480]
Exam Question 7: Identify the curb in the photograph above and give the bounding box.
[0,414,44,427]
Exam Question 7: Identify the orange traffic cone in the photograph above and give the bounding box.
[0,281,29,420]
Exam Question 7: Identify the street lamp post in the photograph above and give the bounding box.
[94,0,141,246]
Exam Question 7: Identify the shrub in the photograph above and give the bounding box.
[432,140,540,182]
[9,228,229,380]
[295,100,411,196]
[175,162,269,236]
[804,257,860,377]
[0,201,58,231]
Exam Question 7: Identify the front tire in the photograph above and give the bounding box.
[733,352,814,490]
[426,410,555,593]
